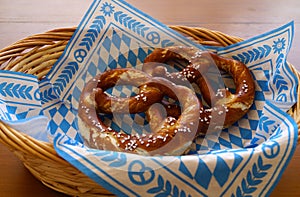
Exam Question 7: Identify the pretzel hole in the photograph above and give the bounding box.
[105,84,140,98]
[98,85,184,136]
[97,84,148,135]
[98,112,150,135]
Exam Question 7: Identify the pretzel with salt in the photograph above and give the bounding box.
[143,46,255,133]
[77,68,200,156]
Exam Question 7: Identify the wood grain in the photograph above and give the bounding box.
[0,0,299,196]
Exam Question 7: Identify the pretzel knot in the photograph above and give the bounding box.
[78,68,200,156]
[143,46,255,134]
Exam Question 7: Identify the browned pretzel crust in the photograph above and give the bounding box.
[93,68,164,114]
[143,46,255,133]
[78,68,200,156]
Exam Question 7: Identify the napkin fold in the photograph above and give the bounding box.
[0,0,298,196]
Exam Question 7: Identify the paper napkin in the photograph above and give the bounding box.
[0,0,298,196]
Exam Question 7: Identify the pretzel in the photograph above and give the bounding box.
[77,68,200,156]
[143,46,255,133]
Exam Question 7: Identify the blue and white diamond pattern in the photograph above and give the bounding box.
[45,103,80,140]
[151,149,248,195]
[0,103,43,121]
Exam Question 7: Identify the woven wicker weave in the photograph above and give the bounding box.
[0,26,299,196]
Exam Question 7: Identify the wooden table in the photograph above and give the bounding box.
[0,0,299,196]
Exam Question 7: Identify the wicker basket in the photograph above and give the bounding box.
[0,26,299,196]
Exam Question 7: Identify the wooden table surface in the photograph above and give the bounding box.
[0,0,299,196]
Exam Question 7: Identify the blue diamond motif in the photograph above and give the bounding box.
[219,137,232,149]
[257,80,269,92]
[232,153,243,172]
[112,30,121,49]
[229,134,243,148]
[128,51,137,66]
[137,47,149,62]
[108,55,117,69]
[110,120,121,131]
[72,116,78,128]
[6,105,17,114]
[255,91,265,101]
[213,156,231,187]
[49,119,58,135]
[102,37,111,52]
[207,139,219,149]
[66,94,72,103]
[48,107,57,117]
[250,119,259,130]
[122,34,131,47]
[89,54,108,73]
[179,161,193,179]
[16,111,29,119]
[58,105,68,117]
[240,128,252,139]
[98,57,108,72]
[88,61,97,76]
[212,142,221,150]
[194,158,212,189]
[118,54,127,68]
[74,132,84,143]
[119,91,129,97]
[59,119,71,133]
[72,86,81,103]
